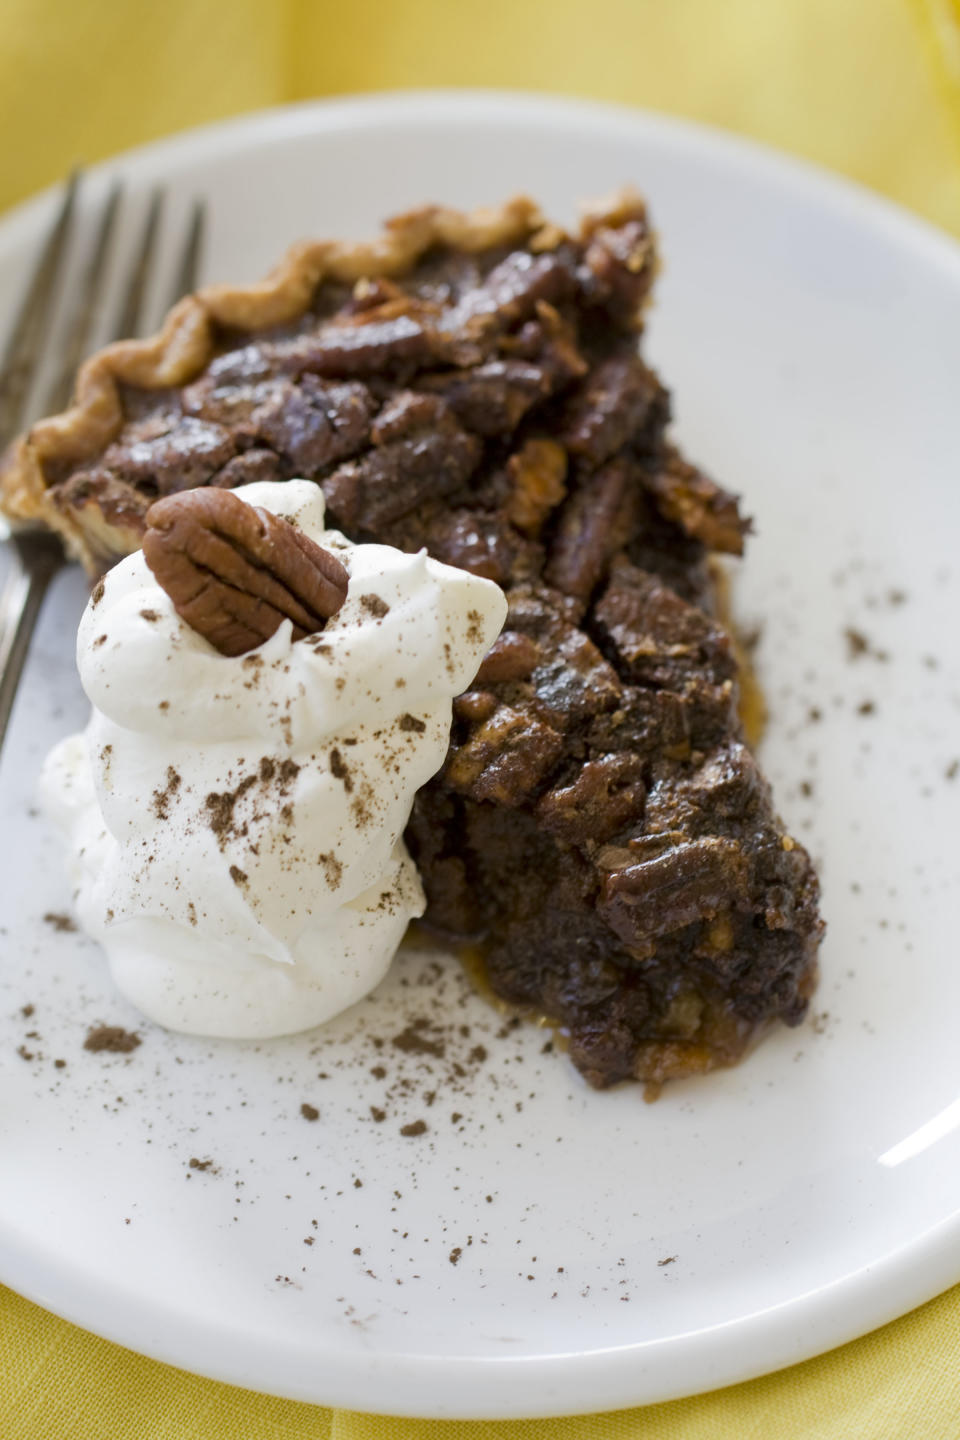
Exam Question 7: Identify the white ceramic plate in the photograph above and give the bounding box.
[1,93,959,1421]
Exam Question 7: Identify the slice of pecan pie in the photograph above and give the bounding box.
[1,190,823,1090]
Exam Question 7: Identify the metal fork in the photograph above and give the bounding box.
[0,175,205,754]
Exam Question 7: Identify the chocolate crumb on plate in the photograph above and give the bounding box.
[43,912,76,933]
[392,1020,445,1058]
[400,1120,428,1137]
[845,627,869,659]
[83,1025,141,1054]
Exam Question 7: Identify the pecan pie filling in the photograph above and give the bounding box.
[2,192,824,1089]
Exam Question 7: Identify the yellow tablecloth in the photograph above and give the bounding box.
[2,1,959,1435]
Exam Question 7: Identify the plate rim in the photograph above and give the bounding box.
[3,88,960,1419]
[3,1195,959,1418]
[2,87,959,276]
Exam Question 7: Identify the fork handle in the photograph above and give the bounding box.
[0,536,64,754]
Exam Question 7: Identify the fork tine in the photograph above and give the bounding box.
[0,171,81,445]
[0,187,212,762]
[166,199,206,309]
[41,181,123,416]
[0,530,65,754]
[46,192,203,416]
[110,187,163,341]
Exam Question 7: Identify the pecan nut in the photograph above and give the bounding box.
[143,488,349,656]
[474,630,541,685]
[505,437,567,537]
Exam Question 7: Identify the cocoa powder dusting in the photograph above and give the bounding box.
[329,748,353,792]
[317,851,343,888]
[152,766,181,820]
[360,594,390,618]
[278,759,300,789]
[205,774,257,842]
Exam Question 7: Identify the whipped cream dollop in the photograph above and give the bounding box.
[41,480,506,1038]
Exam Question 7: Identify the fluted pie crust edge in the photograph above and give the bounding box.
[0,189,649,569]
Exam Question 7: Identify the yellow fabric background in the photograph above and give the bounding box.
[1,0,959,233]
[4,1279,960,1437]
[2,0,960,1435]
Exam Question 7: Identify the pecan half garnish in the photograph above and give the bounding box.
[143,489,349,656]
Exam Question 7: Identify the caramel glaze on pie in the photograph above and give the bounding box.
[0,190,824,1089]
